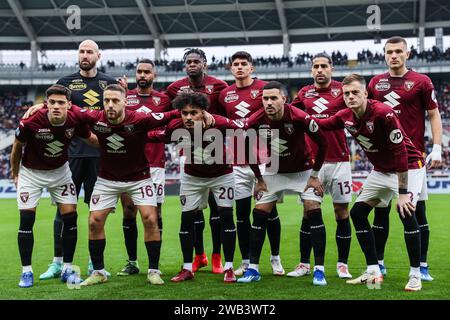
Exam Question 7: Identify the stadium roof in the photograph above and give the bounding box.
[0,0,449,50]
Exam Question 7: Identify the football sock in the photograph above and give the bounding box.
[193,210,205,255]
[157,204,163,238]
[267,206,281,256]
[208,192,222,254]
[415,201,429,263]
[18,210,35,267]
[145,240,161,270]
[400,213,421,268]
[54,209,63,258]
[89,239,106,270]
[180,211,195,263]
[219,207,236,263]
[300,217,312,264]
[308,209,326,266]
[350,202,378,266]
[373,205,390,261]
[61,212,77,264]
[122,218,138,261]
[235,197,252,260]
[336,217,352,264]
[249,209,268,265]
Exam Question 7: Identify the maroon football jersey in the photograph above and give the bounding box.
[166,75,228,115]
[219,78,267,165]
[161,115,243,178]
[16,108,90,170]
[77,108,179,181]
[291,80,350,162]
[126,88,172,168]
[319,100,424,173]
[246,104,327,174]
[367,70,439,153]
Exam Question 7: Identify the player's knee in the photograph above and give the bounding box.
[19,210,36,230]
[350,202,373,224]
[334,204,349,220]
[180,210,196,231]
[303,200,321,212]
[88,215,104,234]
[142,213,158,229]
[218,207,234,227]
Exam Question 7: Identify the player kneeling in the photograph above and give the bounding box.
[11,85,97,287]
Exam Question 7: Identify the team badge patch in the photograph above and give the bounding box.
[331,88,341,98]
[65,128,75,139]
[284,123,294,135]
[99,80,108,90]
[180,195,186,206]
[20,192,29,203]
[92,195,100,205]
[152,96,161,106]
[124,125,135,133]
[250,90,259,99]
[404,80,415,91]
[205,85,214,94]
[366,120,374,133]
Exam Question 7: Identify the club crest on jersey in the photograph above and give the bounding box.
[331,88,341,98]
[124,125,135,133]
[65,128,75,139]
[305,89,319,98]
[251,90,260,99]
[152,96,161,106]
[224,93,239,103]
[180,195,186,206]
[99,80,108,90]
[375,80,391,91]
[284,123,294,135]
[205,85,214,94]
[92,195,100,205]
[404,80,415,91]
[366,121,374,133]
[20,192,29,203]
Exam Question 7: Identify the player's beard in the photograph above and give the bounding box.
[79,60,96,71]
[137,79,153,89]
[106,109,123,122]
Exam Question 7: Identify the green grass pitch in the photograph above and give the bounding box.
[1,195,449,300]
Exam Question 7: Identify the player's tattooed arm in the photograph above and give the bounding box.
[396,171,415,218]
[10,139,25,186]
[22,103,45,119]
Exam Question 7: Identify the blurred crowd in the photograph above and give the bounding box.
[3,45,449,73]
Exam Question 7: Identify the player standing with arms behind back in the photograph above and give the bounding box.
[367,36,442,281]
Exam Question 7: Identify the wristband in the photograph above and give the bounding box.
[432,144,442,154]
[310,170,320,178]
[398,188,408,194]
